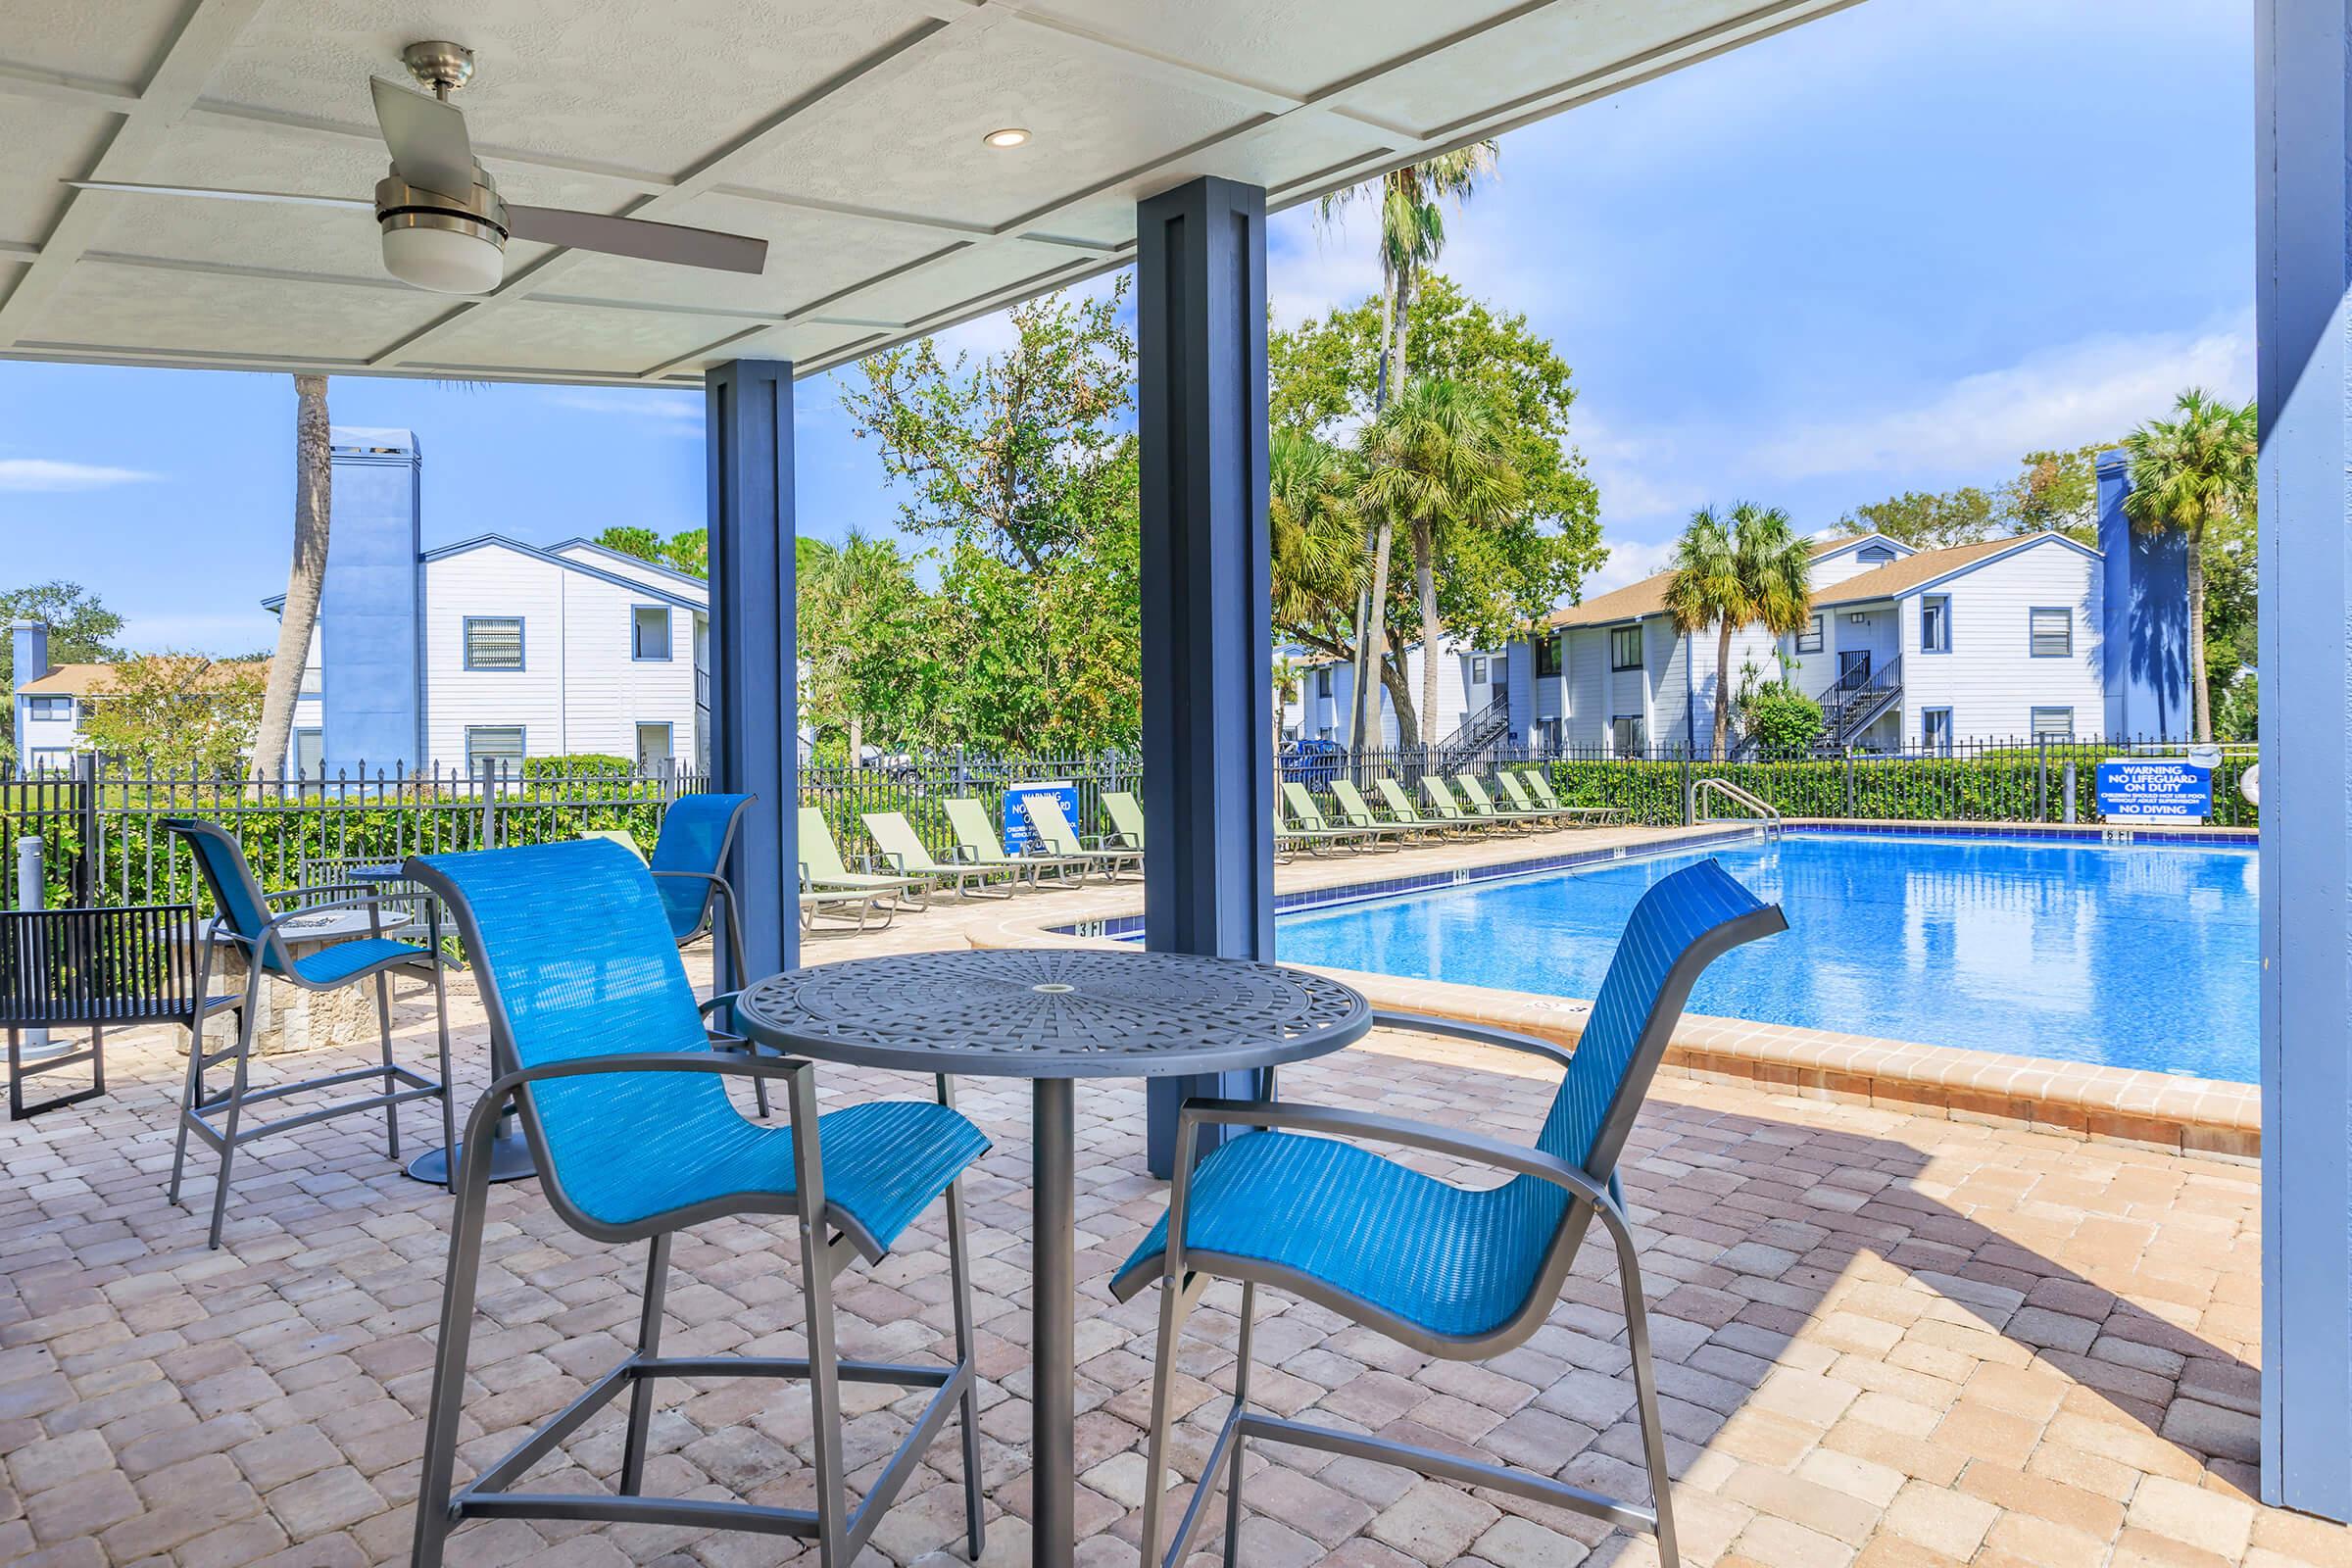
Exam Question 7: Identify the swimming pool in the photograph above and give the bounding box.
[1275,831,2261,1082]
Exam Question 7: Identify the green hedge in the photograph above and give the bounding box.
[1544,750,2258,830]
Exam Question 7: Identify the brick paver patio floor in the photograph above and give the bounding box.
[0,833,2333,1568]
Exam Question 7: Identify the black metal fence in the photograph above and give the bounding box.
[1,735,2255,911]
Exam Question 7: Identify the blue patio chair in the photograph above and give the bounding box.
[404,838,990,1568]
[648,791,753,982]
[1112,858,1787,1568]
[164,818,455,1250]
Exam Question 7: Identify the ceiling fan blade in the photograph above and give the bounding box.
[370,75,477,197]
[506,205,768,274]
[65,179,374,211]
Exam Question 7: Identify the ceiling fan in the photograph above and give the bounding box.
[66,41,767,295]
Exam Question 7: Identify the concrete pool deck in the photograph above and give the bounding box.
[975,820,2263,1163]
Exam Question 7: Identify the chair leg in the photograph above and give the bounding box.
[940,1075,985,1561]
[1136,1271,1196,1568]
[430,961,459,1197]
[412,1112,499,1568]
[206,969,266,1250]
[621,1231,672,1494]
[788,1073,851,1567]
[1618,1242,1682,1568]
[91,1023,104,1100]
[373,971,400,1161]
[1221,1282,1255,1567]
[6,1028,19,1122]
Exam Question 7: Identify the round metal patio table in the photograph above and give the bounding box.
[734,947,1373,1568]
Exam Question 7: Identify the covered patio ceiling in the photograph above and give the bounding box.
[0,0,1858,387]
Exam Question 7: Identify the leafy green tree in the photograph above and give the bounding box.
[594,525,665,562]
[0,582,126,767]
[1273,274,1601,591]
[2002,443,2107,543]
[798,529,931,761]
[2198,505,2257,722]
[1313,147,1497,750]
[1357,380,1524,745]
[1663,503,1813,758]
[662,528,708,578]
[81,653,267,776]
[2123,389,2257,742]
[1842,486,1999,550]
[1269,431,1365,666]
[1740,685,1825,757]
[841,285,1143,752]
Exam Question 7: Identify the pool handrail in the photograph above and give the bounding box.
[1690,777,1782,836]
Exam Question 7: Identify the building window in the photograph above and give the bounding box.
[1858,545,1894,564]
[1470,656,1488,684]
[1609,626,1643,670]
[1490,652,1507,685]
[631,605,672,662]
[24,695,74,720]
[1539,717,1561,750]
[1610,713,1645,755]
[1921,709,1953,754]
[1795,613,1824,656]
[2030,707,2074,739]
[1313,666,1332,699]
[466,726,525,774]
[294,728,323,779]
[1535,634,1562,678]
[464,616,525,671]
[2028,607,2072,658]
[635,722,673,772]
[1920,595,1951,654]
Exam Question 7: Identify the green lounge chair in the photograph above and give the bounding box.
[1102,790,1147,852]
[1282,782,1399,849]
[1376,776,1468,836]
[1453,773,1549,829]
[1274,801,1365,856]
[863,810,1017,899]
[1517,769,1626,826]
[798,807,930,906]
[1494,770,1585,824]
[942,798,1084,889]
[1022,796,1143,880]
[1420,775,1494,831]
[1331,778,1440,841]
[800,881,895,932]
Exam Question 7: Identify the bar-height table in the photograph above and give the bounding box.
[734,947,1371,1567]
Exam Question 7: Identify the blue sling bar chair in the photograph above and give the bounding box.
[1113,859,1787,1568]
[404,839,991,1568]
[647,791,763,1114]
[164,818,456,1249]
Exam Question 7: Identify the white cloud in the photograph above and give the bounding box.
[541,387,702,434]
[1747,315,2254,483]
[1585,535,1676,595]
[0,459,158,491]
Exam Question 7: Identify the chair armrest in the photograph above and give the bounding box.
[459,1050,814,1151]
[1368,1009,1576,1072]
[652,870,728,888]
[266,883,386,904]
[868,850,906,875]
[946,844,982,864]
[1174,1097,1615,1212]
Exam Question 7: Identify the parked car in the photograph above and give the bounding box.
[1280,738,1348,787]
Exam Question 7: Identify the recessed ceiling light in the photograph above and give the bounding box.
[983,126,1031,149]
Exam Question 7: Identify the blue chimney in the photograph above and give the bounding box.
[318,427,424,775]
[2096,449,2192,741]
[10,621,49,764]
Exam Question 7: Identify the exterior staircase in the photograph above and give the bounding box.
[1814,654,1903,749]
[1435,695,1513,770]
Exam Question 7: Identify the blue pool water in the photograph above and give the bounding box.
[1275,832,2261,1082]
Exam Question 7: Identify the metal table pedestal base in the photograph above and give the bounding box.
[1032,1077,1075,1564]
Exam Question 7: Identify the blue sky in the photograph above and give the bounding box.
[0,0,2251,655]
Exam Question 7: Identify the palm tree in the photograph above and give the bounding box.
[1315,143,1498,754]
[2122,389,2257,742]
[1356,380,1523,749]
[253,374,329,778]
[1663,503,1813,759]
[1270,430,1364,636]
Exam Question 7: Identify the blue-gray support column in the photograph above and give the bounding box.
[705,359,798,986]
[2256,0,2352,1522]
[1136,175,1275,1178]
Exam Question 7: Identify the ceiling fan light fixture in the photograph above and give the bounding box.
[982,126,1031,149]
[375,173,507,293]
